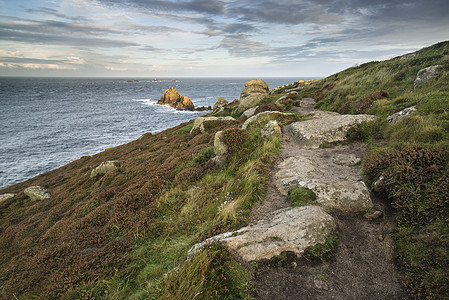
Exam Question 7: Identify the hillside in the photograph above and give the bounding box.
[1,41,448,299]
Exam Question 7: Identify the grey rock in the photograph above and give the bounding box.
[242,107,258,118]
[261,120,282,139]
[314,278,329,291]
[274,146,373,212]
[238,79,270,113]
[188,206,336,262]
[386,106,417,124]
[290,114,377,149]
[213,98,228,112]
[242,111,296,130]
[299,98,316,108]
[333,154,361,166]
[24,186,50,201]
[414,65,442,88]
[190,116,236,134]
[90,161,119,178]
[214,131,227,157]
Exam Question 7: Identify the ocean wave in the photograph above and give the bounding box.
[132,98,199,114]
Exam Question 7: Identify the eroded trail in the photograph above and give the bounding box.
[252,105,406,299]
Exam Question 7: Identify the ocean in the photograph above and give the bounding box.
[0,77,308,189]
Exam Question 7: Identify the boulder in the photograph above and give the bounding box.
[242,111,296,130]
[214,131,227,157]
[261,120,281,139]
[190,116,236,134]
[289,114,377,149]
[0,193,15,203]
[188,205,336,261]
[242,107,257,118]
[414,65,442,88]
[91,161,119,178]
[299,98,316,108]
[157,87,194,110]
[238,79,270,113]
[386,106,417,124]
[213,98,228,112]
[274,145,373,212]
[24,186,50,201]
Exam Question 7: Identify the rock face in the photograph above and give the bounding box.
[299,98,316,108]
[188,205,335,261]
[242,107,258,118]
[213,98,228,112]
[157,87,194,110]
[242,111,296,130]
[91,161,119,178]
[274,144,373,212]
[238,79,270,113]
[190,116,236,134]
[24,186,50,200]
[386,106,417,124]
[214,131,227,157]
[289,114,377,149]
[261,120,282,138]
[414,65,442,88]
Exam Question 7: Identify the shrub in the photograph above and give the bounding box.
[222,128,250,156]
[288,186,317,207]
[354,90,389,113]
[254,103,283,114]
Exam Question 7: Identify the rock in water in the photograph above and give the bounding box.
[157,87,194,110]
[24,186,50,200]
[188,205,335,261]
[238,79,270,113]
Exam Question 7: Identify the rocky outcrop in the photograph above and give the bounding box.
[289,114,377,149]
[157,87,194,110]
[0,193,15,203]
[242,111,296,130]
[414,65,442,88]
[24,186,50,201]
[261,120,282,139]
[188,205,335,261]
[190,116,236,134]
[213,98,228,112]
[242,107,257,118]
[274,144,373,212]
[91,161,119,178]
[386,106,417,124]
[238,79,270,113]
[299,98,316,108]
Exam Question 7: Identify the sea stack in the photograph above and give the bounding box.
[157,87,195,110]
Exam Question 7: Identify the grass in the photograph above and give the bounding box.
[288,186,317,207]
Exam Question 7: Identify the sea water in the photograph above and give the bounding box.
[0,77,308,189]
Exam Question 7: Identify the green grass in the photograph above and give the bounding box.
[288,186,317,207]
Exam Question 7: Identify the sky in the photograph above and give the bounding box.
[0,0,448,78]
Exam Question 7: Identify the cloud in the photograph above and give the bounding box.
[26,7,88,23]
[0,20,139,47]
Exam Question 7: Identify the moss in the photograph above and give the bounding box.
[289,186,317,207]
[304,234,338,260]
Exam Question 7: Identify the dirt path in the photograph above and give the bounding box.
[251,106,406,299]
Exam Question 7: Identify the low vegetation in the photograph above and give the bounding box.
[288,186,317,207]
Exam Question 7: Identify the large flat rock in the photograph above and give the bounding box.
[188,205,335,262]
[290,114,377,149]
[274,144,373,212]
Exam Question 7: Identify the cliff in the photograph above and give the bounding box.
[0,41,448,299]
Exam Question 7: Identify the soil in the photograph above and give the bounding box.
[250,106,407,299]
